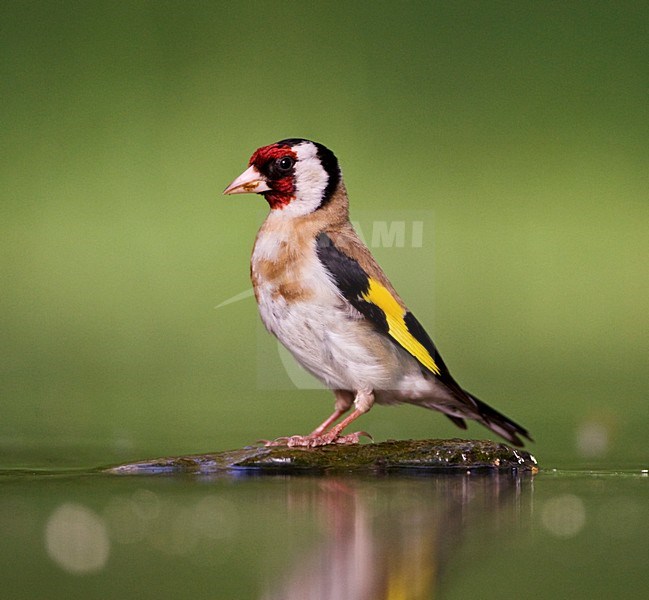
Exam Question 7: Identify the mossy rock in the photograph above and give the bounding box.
[105,438,538,475]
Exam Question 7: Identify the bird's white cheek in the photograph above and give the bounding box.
[290,156,328,215]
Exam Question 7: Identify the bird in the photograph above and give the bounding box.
[223,138,532,448]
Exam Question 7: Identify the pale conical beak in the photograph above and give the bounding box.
[223,165,271,195]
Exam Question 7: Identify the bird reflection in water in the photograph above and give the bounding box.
[261,473,533,600]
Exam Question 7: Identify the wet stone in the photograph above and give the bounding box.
[104,438,538,475]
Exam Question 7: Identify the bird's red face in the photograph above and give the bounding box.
[247,143,298,209]
[223,142,298,209]
[224,138,341,214]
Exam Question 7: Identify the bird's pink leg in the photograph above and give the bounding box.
[308,390,354,436]
[264,390,374,448]
[263,390,354,447]
[307,407,370,446]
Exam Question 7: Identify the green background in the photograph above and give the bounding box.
[1,1,647,469]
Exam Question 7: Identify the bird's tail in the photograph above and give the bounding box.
[462,390,533,447]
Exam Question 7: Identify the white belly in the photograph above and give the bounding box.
[254,264,399,391]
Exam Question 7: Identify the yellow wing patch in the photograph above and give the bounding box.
[361,278,441,375]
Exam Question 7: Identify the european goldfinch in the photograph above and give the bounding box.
[224,138,532,448]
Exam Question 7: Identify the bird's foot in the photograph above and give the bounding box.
[329,431,373,446]
[261,431,372,448]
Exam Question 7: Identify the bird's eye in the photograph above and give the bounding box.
[277,156,294,172]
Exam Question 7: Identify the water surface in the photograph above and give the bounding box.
[1,465,646,599]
